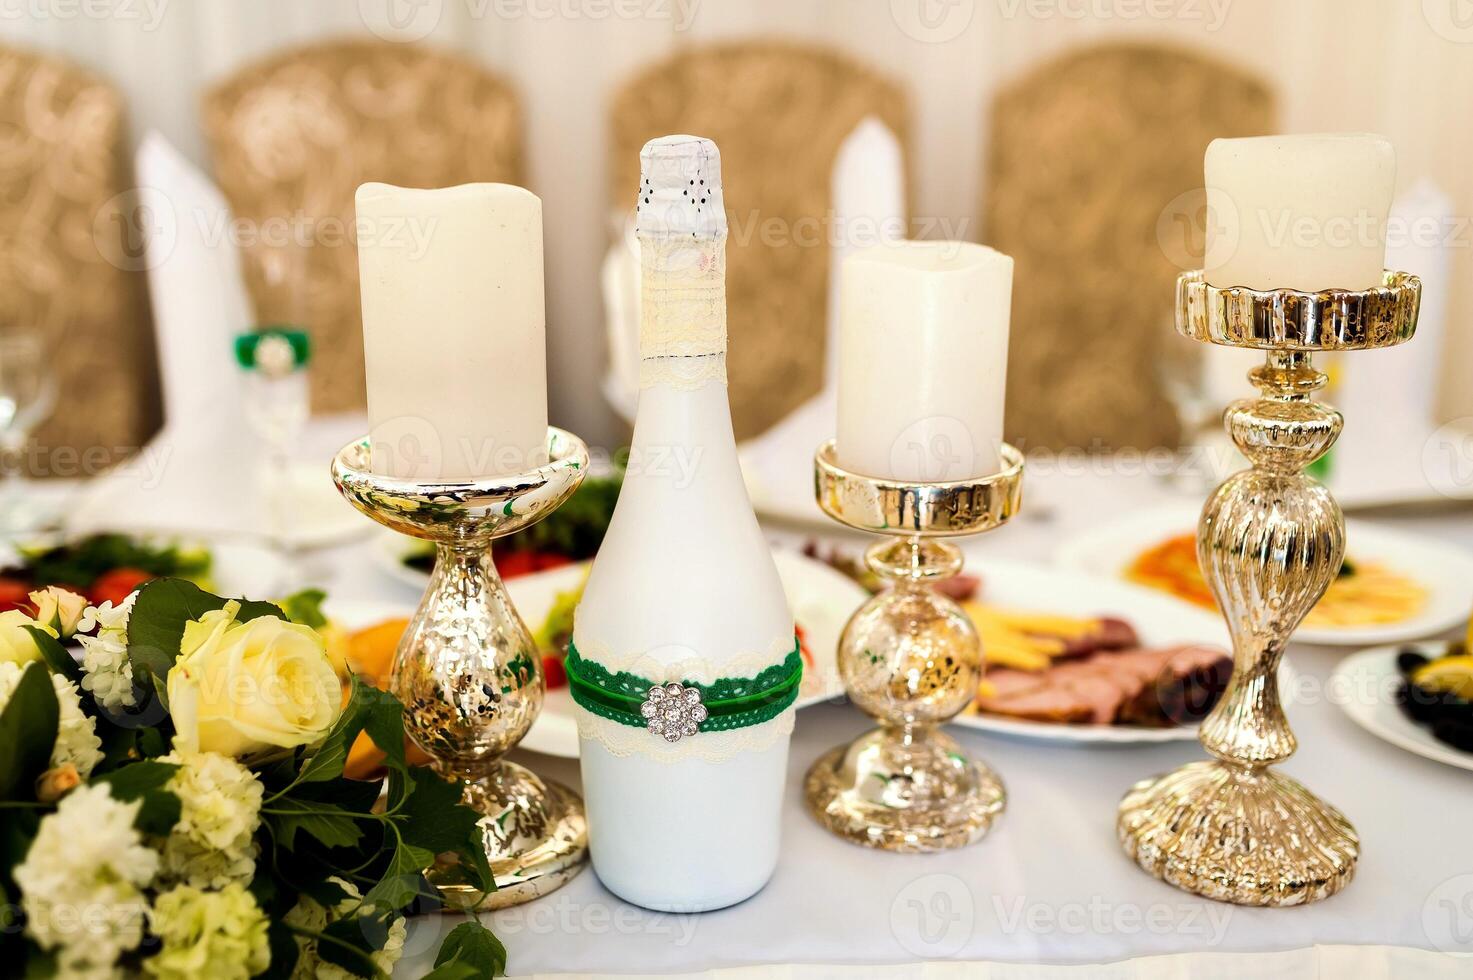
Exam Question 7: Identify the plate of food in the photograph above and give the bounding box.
[339,547,866,760]
[373,468,624,592]
[955,562,1241,743]
[800,545,1247,744]
[1054,506,1472,647]
[1332,637,1473,772]
[0,531,288,610]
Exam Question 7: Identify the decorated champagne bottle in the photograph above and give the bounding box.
[569,135,798,912]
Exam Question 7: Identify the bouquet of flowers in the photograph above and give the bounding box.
[0,579,507,979]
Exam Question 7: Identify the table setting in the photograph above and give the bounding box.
[1,117,1472,980]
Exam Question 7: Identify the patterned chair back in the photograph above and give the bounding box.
[0,45,160,470]
[985,42,1273,451]
[610,42,908,441]
[203,40,523,414]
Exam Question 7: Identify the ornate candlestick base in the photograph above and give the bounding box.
[806,442,1023,852]
[332,429,591,910]
[1117,271,1420,906]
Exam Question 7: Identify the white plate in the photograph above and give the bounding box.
[1054,505,1473,647]
[365,544,868,758]
[0,533,290,602]
[1333,644,1473,772]
[952,558,1241,744]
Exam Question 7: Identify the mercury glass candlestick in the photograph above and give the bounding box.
[805,441,1023,851]
[1117,270,1420,906]
[332,427,589,909]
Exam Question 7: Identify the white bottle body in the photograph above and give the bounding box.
[580,722,790,912]
[574,380,794,912]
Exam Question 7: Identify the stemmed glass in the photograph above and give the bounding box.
[0,331,58,534]
[241,332,310,588]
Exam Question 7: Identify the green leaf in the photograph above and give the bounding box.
[93,762,183,835]
[268,798,364,852]
[25,627,81,687]
[361,688,406,773]
[393,768,493,895]
[363,841,436,911]
[318,906,400,977]
[281,589,329,630]
[21,944,58,979]
[95,725,139,774]
[398,769,477,854]
[132,789,182,836]
[258,920,301,980]
[136,725,171,759]
[90,760,178,800]
[297,679,373,785]
[125,578,284,688]
[0,663,58,801]
[425,921,507,980]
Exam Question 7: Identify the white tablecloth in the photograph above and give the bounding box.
[56,422,1473,977]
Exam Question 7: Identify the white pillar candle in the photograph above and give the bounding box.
[1204,134,1395,292]
[356,182,548,481]
[836,241,1012,482]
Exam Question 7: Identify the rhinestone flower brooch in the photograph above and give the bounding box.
[641,682,707,742]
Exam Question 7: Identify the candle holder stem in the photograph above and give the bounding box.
[805,443,1023,852]
[1117,270,1420,907]
[332,430,591,909]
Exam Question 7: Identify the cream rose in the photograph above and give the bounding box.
[0,609,54,665]
[30,587,87,639]
[167,601,342,761]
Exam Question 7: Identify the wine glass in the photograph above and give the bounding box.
[239,332,310,583]
[0,331,58,534]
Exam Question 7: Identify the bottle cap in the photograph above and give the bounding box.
[636,135,725,240]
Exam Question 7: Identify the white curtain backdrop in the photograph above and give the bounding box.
[5,0,1471,448]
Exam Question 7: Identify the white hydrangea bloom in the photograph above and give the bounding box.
[78,594,138,709]
[0,661,103,777]
[145,882,270,980]
[14,783,159,975]
[285,877,409,980]
[156,750,263,889]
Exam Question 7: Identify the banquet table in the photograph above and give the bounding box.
[49,419,1473,978]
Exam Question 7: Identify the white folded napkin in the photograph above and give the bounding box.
[134,130,253,447]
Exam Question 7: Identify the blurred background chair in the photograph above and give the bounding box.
[202,39,524,416]
[0,44,160,481]
[984,42,1274,453]
[606,41,909,444]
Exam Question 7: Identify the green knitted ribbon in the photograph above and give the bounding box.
[564,639,802,733]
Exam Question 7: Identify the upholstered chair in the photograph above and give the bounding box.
[203,40,523,414]
[609,41,909,442]
[0,44,161,469]
[985,42,1273,451]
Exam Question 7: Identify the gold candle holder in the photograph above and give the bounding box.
[805,441,1024,851]
[1117,270,1420,906]
[331,428,590,909]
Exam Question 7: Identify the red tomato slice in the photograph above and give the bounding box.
[0,577,30,613]
[495,552,538,579]
[541,653,568,689]
[90,568,155,608]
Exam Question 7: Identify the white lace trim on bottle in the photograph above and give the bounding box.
[575,703,795,764]
[638,234,727,390]
[569,630,795,686]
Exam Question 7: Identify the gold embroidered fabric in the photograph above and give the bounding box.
[984,42,1274,451]
[203,40,523,414]
[0,45,160,469]
[611,42,909,441]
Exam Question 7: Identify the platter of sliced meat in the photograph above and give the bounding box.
[951,558,1251,743]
